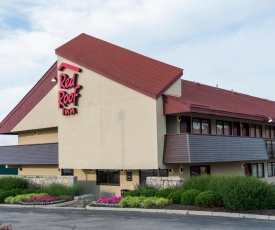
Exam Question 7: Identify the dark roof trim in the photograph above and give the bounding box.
[0,62,57,134]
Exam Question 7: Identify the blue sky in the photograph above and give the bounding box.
[0,0,275,145]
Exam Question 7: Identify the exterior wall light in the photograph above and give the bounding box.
[168,168,173,173]
[120,170,124,173]
[268,117,273,123]
[51,77,57,82]
[180,167,184,173]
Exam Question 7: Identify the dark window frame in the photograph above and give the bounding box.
[250,124,262,137]
[268,162,275,177]
[251,163,265,178]
[190,165,210,176]
[61,169,74,176]
[96,170,120,186]
[216,120,232,136]
[139,169,168,185]
[266,126,275,138]
[192,118,211,134]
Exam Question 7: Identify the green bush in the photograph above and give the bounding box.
[220,176,275,210]
[4,193,48,204]
[155,188,176,198]
[194,191,216,207]
[39,183,82,197]
[118,196,169,208]
[0,177,28,190]
[20,188,41,194]
[140,188,158,197]
[167,190,184,204]
[0,189,23,203]
[123,189,143,197]
[181,189,201,205]
[182,175,275,210]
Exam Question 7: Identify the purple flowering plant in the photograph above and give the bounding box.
[24,196,59,203]
[97,196,123,204]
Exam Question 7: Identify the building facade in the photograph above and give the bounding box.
[0,33,275,196]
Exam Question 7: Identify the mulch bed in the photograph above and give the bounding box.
[91,203,275,216]
[148,204,275,216]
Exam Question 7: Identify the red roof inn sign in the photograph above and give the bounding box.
[57,63,82,116]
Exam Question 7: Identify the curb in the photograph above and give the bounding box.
[85,205,275,221]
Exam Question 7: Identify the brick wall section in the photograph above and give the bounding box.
[0,175,76,188]
[146,177,183,189]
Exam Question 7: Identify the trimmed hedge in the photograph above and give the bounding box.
[140,188,158,197]
[0,177,28,190]
[182,175,275,210]
[167,190,184,204]
[0,189,23,203]
[194,191,216,207]
[123,189,143,197]
[181,189,201,205]
[155,188,176,198]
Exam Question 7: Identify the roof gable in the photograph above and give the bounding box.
[55,33,183,99]
[164,80,275,121]
[0,62,57,134]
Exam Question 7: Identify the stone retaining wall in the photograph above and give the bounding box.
[0,175,76,187]
[146,177,183,189]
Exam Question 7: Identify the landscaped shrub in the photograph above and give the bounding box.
[0,177,28,190]
[140,188,158,197]
[181,189,201,205]
[118,196,169,208]
[123,189,143,197]
[220,176,275,210]
[20,188,41,194]
[167,190,184,204]
[39,183,83,197]
[182,175,218,192]
[0,189,23,203]
[182,174,275,210]
[155,188,176,198]
[194,191,216,207]
[4,193,48,204]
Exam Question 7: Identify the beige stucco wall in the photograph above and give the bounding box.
[18,165,60,176]
[163,78,182,97]
[18,128,58,145]
[12,86,58,132]
[58,57,159,169]
[75,169,139,198]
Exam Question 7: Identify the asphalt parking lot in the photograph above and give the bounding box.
[1,206,275,230]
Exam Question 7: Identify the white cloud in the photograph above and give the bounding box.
[0,0,275,145]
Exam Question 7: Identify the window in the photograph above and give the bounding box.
[250,124,262,137]
[244,163,264,178]
[190,165,210,176]
[96,170,120,185]
[192,118,211,134]
[251,163,264,178]
[139,169,168,185]
[268,163,275,177]
[265,140,275,158]
[216,120,232,135]
[266,126,275,138]
[61,169,74,176]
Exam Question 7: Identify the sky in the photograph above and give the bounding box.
[0,0,275,145]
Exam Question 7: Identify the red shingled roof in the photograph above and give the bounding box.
[55,33,183,99]
[163,80,275,122]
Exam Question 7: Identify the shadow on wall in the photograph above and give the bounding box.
[77,180,100,198]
